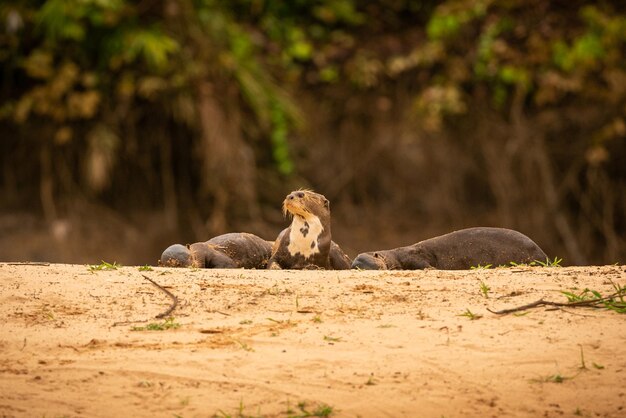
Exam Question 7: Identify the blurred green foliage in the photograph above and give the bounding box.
[1,0,625,254]
[5,1,624,153]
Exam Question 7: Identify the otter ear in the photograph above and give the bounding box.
[324,198,330,208]
[373,253,380,258]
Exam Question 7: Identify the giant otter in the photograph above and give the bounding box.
[352,227,548,270]
[267,190,351,269]
[160,232,273,269]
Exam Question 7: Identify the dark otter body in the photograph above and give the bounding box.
[160,232,273,269]
[352,227,548,270]
[267,190,351,270]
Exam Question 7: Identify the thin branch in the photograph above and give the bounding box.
[488,291,626,315]
[487,299,548,314]
[5,262,50,266]
[142,274,178,319]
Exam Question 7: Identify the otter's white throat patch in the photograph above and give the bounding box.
[288,215,324,258]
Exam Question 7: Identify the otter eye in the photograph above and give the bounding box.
[296,192,304,198]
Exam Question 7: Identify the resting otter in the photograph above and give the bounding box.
[160,232,273,269]
[352,227,548,270]
[267,190,351,269]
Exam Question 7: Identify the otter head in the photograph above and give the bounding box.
[283,190,331,260]
[351,252,388,270]
[282,190,330,221]
[159,244,193,267]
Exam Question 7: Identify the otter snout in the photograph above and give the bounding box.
[160,244,193,267]
[286,191,306,201]
[351,253,386,270]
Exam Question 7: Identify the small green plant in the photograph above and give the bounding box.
[479,281,490,298]
[88,260,120,272]
[138,265,153,271]
[416,309,428,320]
[131,317,180,331]
[491,279,626,315]
[534,257,563,267]
[605,280,626,313]
[323,335,342,343]
[365,375,377,386]
[42,308,55,320]
[266,285,279,296]
[376,324,395,328]
[592,362,604,369]
[312,315,322,323]
[216,399,260,418]
[458,309,482,320]
[310,404,334,417]
[267,317,291,324]
[578,345,587,370]
[239,319,253,325]
[546,374,567,383]
[290,401,334,417]
[531,372,573,384]
[265,285,293,296]
[236,340,254,352]
[561,281,626,313]
[470,263,492,270]
[285,399,295,415]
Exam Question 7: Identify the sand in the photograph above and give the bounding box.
[0,263,624,418]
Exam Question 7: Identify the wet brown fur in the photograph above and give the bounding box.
[268,190,351,270]
[351,227,548,270]
[160,233,273,269]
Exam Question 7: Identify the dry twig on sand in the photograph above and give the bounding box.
[142,274,178,319]
[5,262,51,266]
